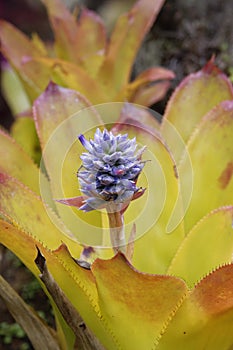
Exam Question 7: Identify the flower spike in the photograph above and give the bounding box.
[77,128,146,213]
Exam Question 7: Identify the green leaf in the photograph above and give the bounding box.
[97,0,165,97]
[161,60,233,161]
[1,62,30,115]
[157,264,233,350]
[92,253,188,350]
[179,100,233,233]
[168,206,233,288]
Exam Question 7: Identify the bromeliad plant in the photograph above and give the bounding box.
[0,58,233,350]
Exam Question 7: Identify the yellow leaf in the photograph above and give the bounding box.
[161,60,233,162]
[168,206,233,288]
[110,108,185,274]
[0,129,40,193]
[33,83,105,245]
[0,172,81,256]
[179,100,233,233]
[11,117,41,165]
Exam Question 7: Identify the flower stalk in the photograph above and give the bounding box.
[107,210,126,254]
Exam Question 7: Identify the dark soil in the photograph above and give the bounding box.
[0,0,233,349]
[139,0,233,112]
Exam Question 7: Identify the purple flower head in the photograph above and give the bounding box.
[77,128,146,212]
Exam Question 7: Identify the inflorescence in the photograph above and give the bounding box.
[77,128,146,212]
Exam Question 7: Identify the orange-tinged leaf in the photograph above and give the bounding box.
[41,0,80,62]
[161,60,233,161]
[131,80,172,106]
[0,129,40,193]
[76,8,106,57]
[168,206,233,288]
[0,172,81,256]
[43,0,107,73]
[75,9,106,77]
[179,100,233,233]
[56,196,85,209]
[97,0,165,96]
[92,253,188,350]
[130,67,175,90]
[125,67,174,106]
[0,20,42,69]
[157,264,233,350]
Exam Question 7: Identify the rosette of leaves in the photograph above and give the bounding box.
[0,60,233,350]
[0,0,174,111]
